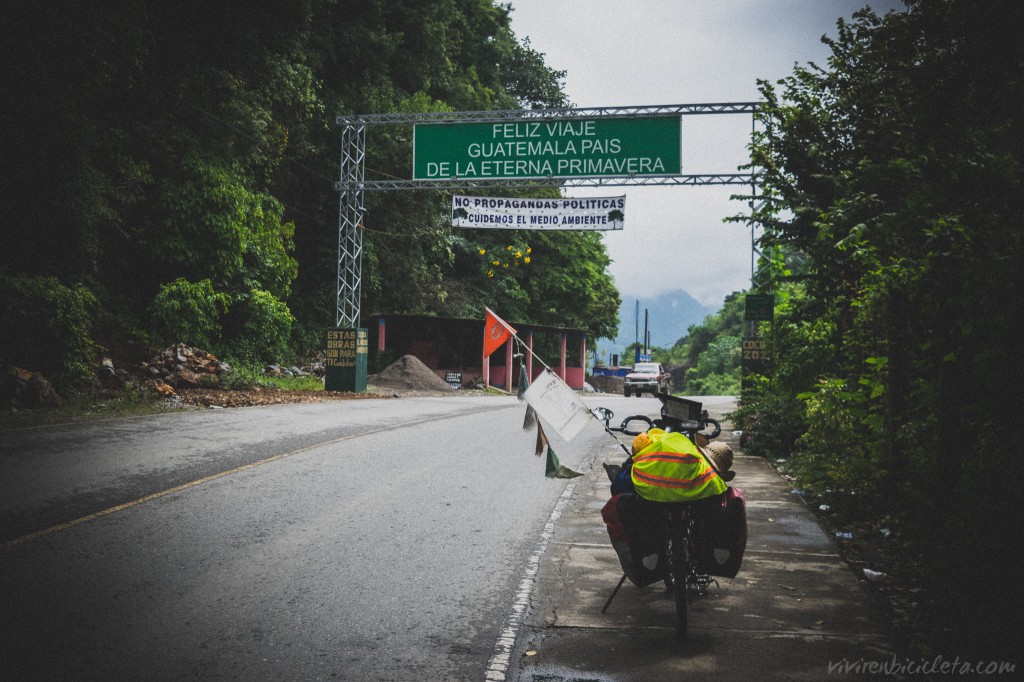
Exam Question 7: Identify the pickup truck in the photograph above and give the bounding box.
[623,362,671,397]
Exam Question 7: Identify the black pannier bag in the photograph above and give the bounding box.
[693,486,747,578]
[601,493,668,587]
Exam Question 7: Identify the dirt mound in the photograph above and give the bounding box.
[369,355,454,392]
[589,374,624,394]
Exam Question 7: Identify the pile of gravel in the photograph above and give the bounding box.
[139,344,230,386]
[368,355,455,392]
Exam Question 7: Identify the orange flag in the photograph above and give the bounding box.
[483,307,516,358]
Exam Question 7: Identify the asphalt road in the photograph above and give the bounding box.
[1,394,611,681]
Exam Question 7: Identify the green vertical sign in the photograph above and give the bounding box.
[744,294,775,322]
[324,327,368,392]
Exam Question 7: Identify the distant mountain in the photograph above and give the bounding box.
[594,290,716,365]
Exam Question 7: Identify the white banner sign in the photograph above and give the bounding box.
[452,195,625,231]
[521,369,593,441]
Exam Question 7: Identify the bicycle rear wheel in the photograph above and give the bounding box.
[669,512,689,636]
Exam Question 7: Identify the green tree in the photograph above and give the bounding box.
[734,0,1024,657]
[2,0,616,376]
[670,292,745,366]
[667,292,745,395]
[159,153,298,298]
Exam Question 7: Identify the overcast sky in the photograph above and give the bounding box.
[507,0,904,308]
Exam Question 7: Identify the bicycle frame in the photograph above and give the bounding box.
[664,501,720,636]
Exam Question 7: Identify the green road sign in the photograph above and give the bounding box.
[324,327,367,392]
[413,116,681,180]
[744,293,775,322]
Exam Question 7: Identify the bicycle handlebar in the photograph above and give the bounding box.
[701,418,722,439]
[619,415,654,436]
[594,407,721,439]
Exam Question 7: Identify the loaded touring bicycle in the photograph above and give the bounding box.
[595,394,748,636]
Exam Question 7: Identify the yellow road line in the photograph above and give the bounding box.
[2,429,372,549]
[2,405,511,549]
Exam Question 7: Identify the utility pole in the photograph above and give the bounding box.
[634,300,639,362]
[644,309,649,354]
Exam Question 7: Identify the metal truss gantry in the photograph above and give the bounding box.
[336,120,366,328]
[335,103,761,328]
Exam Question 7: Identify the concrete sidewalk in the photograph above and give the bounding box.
[514,411,895,681]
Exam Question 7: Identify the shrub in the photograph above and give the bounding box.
[224,289,295,363]
[148,278,229,350]
[732,377,806,461]
[792,378,881,497]
[0,271,97,392]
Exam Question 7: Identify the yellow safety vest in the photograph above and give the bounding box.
[631,431,727,503]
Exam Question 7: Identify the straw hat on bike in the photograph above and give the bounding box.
[703,440,735,482]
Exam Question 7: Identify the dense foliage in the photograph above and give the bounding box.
[2,0,619,390]
[666,292,745,395]
[733,0,1024,657]
[614,293,743,396]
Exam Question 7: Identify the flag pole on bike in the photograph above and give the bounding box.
[483,307,615,478]
[486,305,633,446]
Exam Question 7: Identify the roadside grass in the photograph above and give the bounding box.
[217,360,325,392]
[0,386,187,430]
[262,374,324,390]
